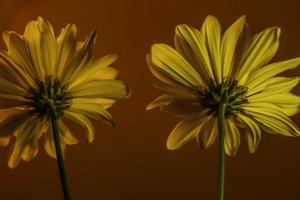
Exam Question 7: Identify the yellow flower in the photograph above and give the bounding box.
[147,15,300,156]
[0,17,130,168]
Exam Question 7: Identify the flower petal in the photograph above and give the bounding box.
[247,77,299,96]
[221,16,246,78]
[197,116,216,149]
[174,24,213,81]
[56,24,77,77]
[237,113,261,153]
[248,93,300,106]
[70,79,130,99]
[69,101,115,127]
[62,31,97,85]
[2,31,36,77]
[246,57,300,88]
[244,103,300,136]
[68,54,119,90]
[151,44,204,88]
[149,77,195,96]
[24,20,45,79]
[224,118,240,156]
[64,110,95,143]
[167,115,208,150]
[200,15,222,83]
[8,117,40,168]
[146,94,203,118]
[36,17,57,75]
[237,27,280,85]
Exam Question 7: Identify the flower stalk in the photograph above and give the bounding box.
[50,100,71,200]
[217,102,226,200]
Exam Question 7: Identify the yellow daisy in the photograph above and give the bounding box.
[0,17,130,168]
[146,15,300,200]
[147,15,300,154]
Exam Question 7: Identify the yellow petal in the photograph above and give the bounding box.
[64,111,95,143]
[37,17,57,75]
[70,79,130,99]
[224,119,240,156]
[8,117,40,168]
[174,25,212,80]
[247,77,299,96]
[237,27,281,85]
[244,103,300,136]
[0,111,28,137]
[248,93,300,106]
[62,31,97,85]
[69,101,115,127]
[167,116,207,150]
[221,16,246,78]
[68,54,119,90]
[197,116,216,149]
[59,120,78,145]
[0,51,35,88]
[149,77,194,96]
[56,24,77,77]
[246,57,300,88]
[147,94,203,118]
[147,54,194,94]
[237,114,261,153]
[24,20,45,79]
[151,44,204,88]
[2,31,36,77]
[72,98,115,109]
[200,15,222,83]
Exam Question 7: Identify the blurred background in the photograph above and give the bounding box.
[0,0,300,199]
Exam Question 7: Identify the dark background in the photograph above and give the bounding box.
[0,0,300,199]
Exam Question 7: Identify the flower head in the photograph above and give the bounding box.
[0,17,130,168]
[147,15,300,156]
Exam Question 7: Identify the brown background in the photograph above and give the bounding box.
[0,0,300,199]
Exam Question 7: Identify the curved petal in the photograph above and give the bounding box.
[151,44,204,88]
[246,57,300,88]
[36,17,57,75]
[69,101,115,127]
[248,93,300,106]
[197,116,216,149]
[224,118,240,156]
[200,15,222,83]
[149,77,195,96]
[247,77,299,96]
[237,27,281,85]
[68,54,119,90]
[147,94,203,118]
[174,24,213,81]
[2,31,36,77]
[69,79,130,99]
[64,110,95,143]
[8,117,41,168]
[56,24,77,77]
[243,103,300,136]
[24,20,45,79]
[167,116,208,150]
[221,16,246,78]
[62,31,97,85]
[237,114,261,153]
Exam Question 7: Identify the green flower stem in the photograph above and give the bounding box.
[50,101,71,200]
[217,102,226,200]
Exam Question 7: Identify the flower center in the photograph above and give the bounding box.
[25,76,72,119]
[198,79,248,118]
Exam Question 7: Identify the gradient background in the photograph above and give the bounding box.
[0,0,300,199]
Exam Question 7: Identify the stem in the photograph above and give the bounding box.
[217,103,226,200]
[50,103,71,200]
